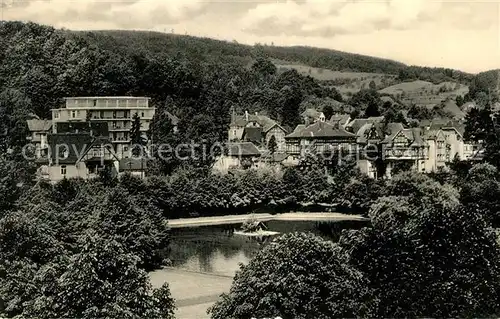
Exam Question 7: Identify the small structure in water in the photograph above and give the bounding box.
[234,218,280,238]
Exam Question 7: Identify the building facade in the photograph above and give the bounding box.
[26,119,52,158]
[285,121,357,159]
[51,97,155,158]
[229,111,286,151]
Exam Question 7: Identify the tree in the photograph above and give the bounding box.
[267,135,277,158]
[369,80,376,90]
[460,163,500,224]
[322,103,334,121]
[339,173,500,318]
[130,112,144,157]
[251,57,277,77]
[209,233,373,319]
[22,233,176,319]
[464,107,494,142]
[349,89,382,117]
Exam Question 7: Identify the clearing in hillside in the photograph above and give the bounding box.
[378,80,469,107]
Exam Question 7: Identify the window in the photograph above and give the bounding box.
[71,110,78,119]
[54,111,60,119]
[113,111,116,119]
[93,99,97,107]
[124,146,129,152]
[61,165,67,175]
[141,112,145,118]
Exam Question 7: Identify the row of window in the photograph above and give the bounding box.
[67,99,149,108]
[54,110,148,120]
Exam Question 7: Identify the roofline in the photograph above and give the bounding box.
[63,97,151,100]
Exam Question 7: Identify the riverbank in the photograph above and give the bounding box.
[168,212,369,228]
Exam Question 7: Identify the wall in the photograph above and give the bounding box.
[265,127,286,151]
[228,125,245,141]
[357,159,376,178]
[48,162,87,182]
[213,155,241,173]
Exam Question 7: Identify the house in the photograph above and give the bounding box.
[382,127,428,177]
[44,133,119,182]
[285,121,357,159]
[354,122,403,179]
[229,111,286,151]
[119,158,148,178]
[213,142,262,172]
[345,116,385,135]
[423,129,450,172]
[301,108,325,125]
[51,97,155,159]
[26,119,52,158]
[420,119,467,161]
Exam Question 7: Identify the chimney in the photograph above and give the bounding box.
[245,110,249,121]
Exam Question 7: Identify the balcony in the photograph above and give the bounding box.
[384,147,428,160]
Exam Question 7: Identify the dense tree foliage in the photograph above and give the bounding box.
[340,172,500,318]
[208,233,373,319]
[0,177,174,318]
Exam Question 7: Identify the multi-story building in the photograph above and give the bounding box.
[229,111,287,152]
[26,119,52,158]
[285,121,357,159]
[51,97,155,158]
[382,127,428,177]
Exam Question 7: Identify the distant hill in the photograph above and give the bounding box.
[68,30,474,84]
[378,80,469,108]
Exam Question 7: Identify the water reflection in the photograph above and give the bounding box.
[168,219,369,276]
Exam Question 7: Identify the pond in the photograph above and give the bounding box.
[167,219,370,277]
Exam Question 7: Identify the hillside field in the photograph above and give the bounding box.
[378,80,469,108]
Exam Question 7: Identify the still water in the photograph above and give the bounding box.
[168,220,370,277]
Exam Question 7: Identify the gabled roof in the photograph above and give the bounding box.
[286,125,306,138]
[263,122,286,133]
[385,128,427,147]
[27,119,52,132]
[48,133,93,164]
[285,121,356,139]
[346,116,385,135]
[356,123,384,144]
[329,114,350,127]
[423,129,445,140]
[230,113,280,131]
[421,119,464,137]
[226,142,261,157]
[78,136,119,163]
[242,127,263,143]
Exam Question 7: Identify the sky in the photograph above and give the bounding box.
[1,0,499,74]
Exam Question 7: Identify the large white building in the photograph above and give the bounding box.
[51,97,155,158]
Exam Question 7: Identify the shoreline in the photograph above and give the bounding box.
[167,212,369,228]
